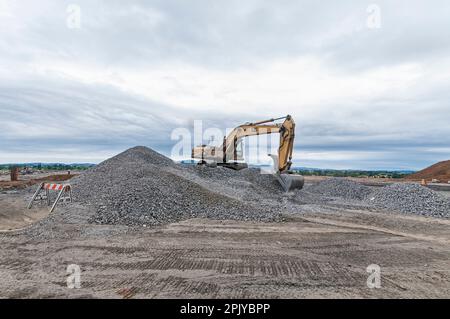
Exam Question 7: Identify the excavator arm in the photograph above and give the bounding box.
[222,123,280,166]
[193,115,295,172]
[192,115,304,191]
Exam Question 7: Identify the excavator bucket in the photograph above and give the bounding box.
[276,173,305,192]
[269,154,304,192]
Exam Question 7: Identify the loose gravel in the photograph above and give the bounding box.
[69,146,282,226]
[22,146,450,236]
[366,183,450,218]
[63,148,450,223]
[306,178,372,200]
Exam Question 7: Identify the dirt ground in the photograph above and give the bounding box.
[0,188,449,299]
[0,191,50,231]
[0,171,78,191]
[0,170,74,182]
[303,175,396,185]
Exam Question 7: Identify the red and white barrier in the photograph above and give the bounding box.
[28,182,73,213]
[43,183,65,191]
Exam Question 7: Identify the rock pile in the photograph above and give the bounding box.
[70,146,282,226]
[29,146,450,231]
[306,178,372,200]
[366,183,450,218]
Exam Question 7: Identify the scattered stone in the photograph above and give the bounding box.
[365,183,450,218]
[68,146,282,226]
[22,146,450,238]
[306,178,372,200]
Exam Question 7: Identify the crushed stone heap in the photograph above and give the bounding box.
[306,177,372,200]
[33,146,449,231]
[366,183,450,218]
[71,146,282,226]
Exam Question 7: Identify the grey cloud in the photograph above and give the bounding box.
[9,0,447,70]
[0,76,252,158]
[2,1,450,70]
[0,1,449,169]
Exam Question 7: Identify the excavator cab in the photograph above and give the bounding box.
[192,115,304,192]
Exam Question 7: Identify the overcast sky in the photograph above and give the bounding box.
[1,0,449,169]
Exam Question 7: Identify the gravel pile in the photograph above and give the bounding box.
[23,146,450,233]
[181,165,284,202]
[306,178,372,200]
[366,183,450,218]
[69,146,281,226]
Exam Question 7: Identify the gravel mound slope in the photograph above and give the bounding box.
[306,178,372,200]
[70,146,281,226]
[366,183,450,218]
[179,165,284,202]
[26,146,450,233]
[405,159,450,182]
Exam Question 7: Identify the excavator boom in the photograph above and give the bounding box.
[192,115,304,191]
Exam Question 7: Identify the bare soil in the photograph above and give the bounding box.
[0,192,50,231]
[0,191,449,298]
[0,172,77,190]
[406,160,450,183]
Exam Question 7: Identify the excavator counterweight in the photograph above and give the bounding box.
[192,115,304,192]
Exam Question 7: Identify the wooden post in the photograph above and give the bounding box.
[10,166,19,181]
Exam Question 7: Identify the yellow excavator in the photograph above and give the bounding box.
[191,115,304,191]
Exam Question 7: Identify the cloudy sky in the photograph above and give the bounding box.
[0,0,449,169]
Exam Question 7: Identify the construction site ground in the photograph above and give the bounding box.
[0,171,78,192]
[0,184,449,298]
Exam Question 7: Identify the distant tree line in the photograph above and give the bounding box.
[293,169,412,179]
[0,163,95,171]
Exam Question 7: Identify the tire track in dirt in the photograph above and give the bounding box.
[303,216,450,244]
